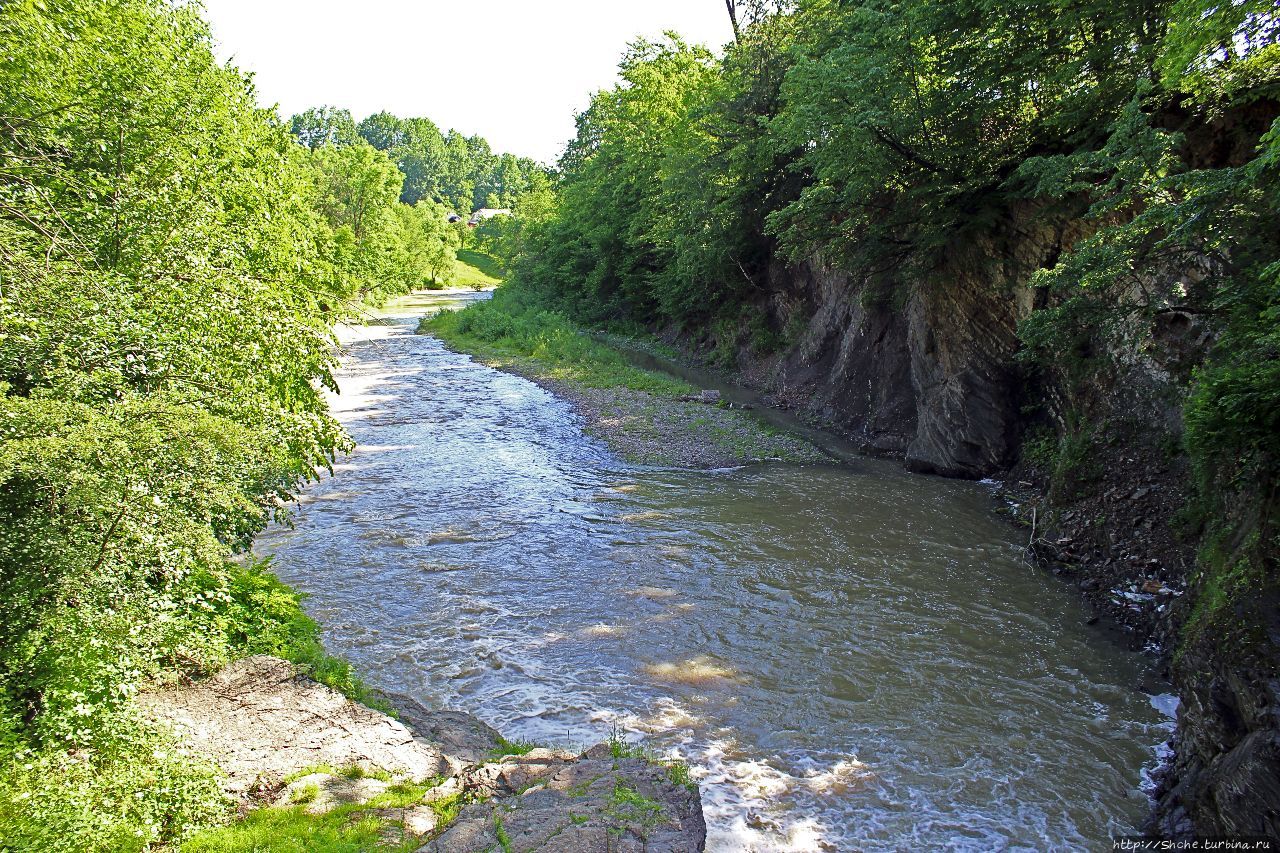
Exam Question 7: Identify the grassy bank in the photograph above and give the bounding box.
[419,287,825,467]
[421,290,692,395]
[447,250,503,291]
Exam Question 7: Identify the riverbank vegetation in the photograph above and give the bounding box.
[4,0,1277,843]
[451,250,505,291]
[422,289,690,395]
[478,0,1279,717]
[0,0,535,848]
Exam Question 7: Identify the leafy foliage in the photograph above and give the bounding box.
[308,107,551,214]
[500,0,1194,327]
[0,0,441,847]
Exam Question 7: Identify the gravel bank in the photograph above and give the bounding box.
[438,348,826,468]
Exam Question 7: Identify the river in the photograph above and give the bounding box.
[256,290,1173,851]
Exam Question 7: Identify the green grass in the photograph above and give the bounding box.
[0,721,230,853]
[283,763,395,784]
[448,250,503,291]
[664,760,698,793]
[181,779,464,853]
[493,811,513,853]
[606,781,663,834]
[487,735,542,760]
[458,250,504,281]
[289,784,321,805]
[426,790,468,826]
[567,774,604,798]
[181,802,421,853]
[419,288,693,396]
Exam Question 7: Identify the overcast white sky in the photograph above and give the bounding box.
[201,1,735,165]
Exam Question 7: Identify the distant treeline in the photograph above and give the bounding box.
[289,105,552,215]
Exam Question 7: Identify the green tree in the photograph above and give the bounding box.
[0,1,367,846]
[514,34,719,322]
[308,141,404,239]
[357,109,405,150]
[396,117,447,205]
[289,105,358,149]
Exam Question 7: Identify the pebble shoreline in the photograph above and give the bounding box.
[436,346,826,468]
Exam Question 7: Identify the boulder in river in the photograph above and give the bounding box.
[677,389,722,404]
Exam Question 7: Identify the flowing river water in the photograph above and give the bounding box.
[257,291,1174,851]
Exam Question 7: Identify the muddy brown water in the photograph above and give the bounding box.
[257,290,1174,851]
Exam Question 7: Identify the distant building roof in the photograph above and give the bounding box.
[467,208,512,226]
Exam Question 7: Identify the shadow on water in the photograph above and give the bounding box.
[258,289,1174,852]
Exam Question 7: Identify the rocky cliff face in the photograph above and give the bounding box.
[694,200,1278,839]
[742,205,1072,479]
[1159,609,1280,839]
[751,259,917,457]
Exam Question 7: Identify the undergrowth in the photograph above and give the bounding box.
[181,802,421,853]
[181,776,471,852]
[419,286,693,396]
[0,559,391,852]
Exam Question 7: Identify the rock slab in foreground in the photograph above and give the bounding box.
[421,744,705,853]
[138,655,450,793]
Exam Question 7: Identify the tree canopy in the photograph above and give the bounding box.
[297,106,551,214]
[0,1,520,846]
[497,0,1278,484]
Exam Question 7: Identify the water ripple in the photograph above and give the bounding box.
[258,292,1166,851]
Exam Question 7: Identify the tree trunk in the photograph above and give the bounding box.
[725,0,742,42]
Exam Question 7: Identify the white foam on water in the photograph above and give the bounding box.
[800,758,875,795]
[693,739,849,852]
[1140,693,1180,799]
[582,623,625,637]
[1149,693,1180,719]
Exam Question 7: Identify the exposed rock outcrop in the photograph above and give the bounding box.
[140,656,707,851]
[138,655,451,795]
[753,259,916,458]
[663,130,1278,837]
[737,208,1067,479]
[422,744,706,853]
